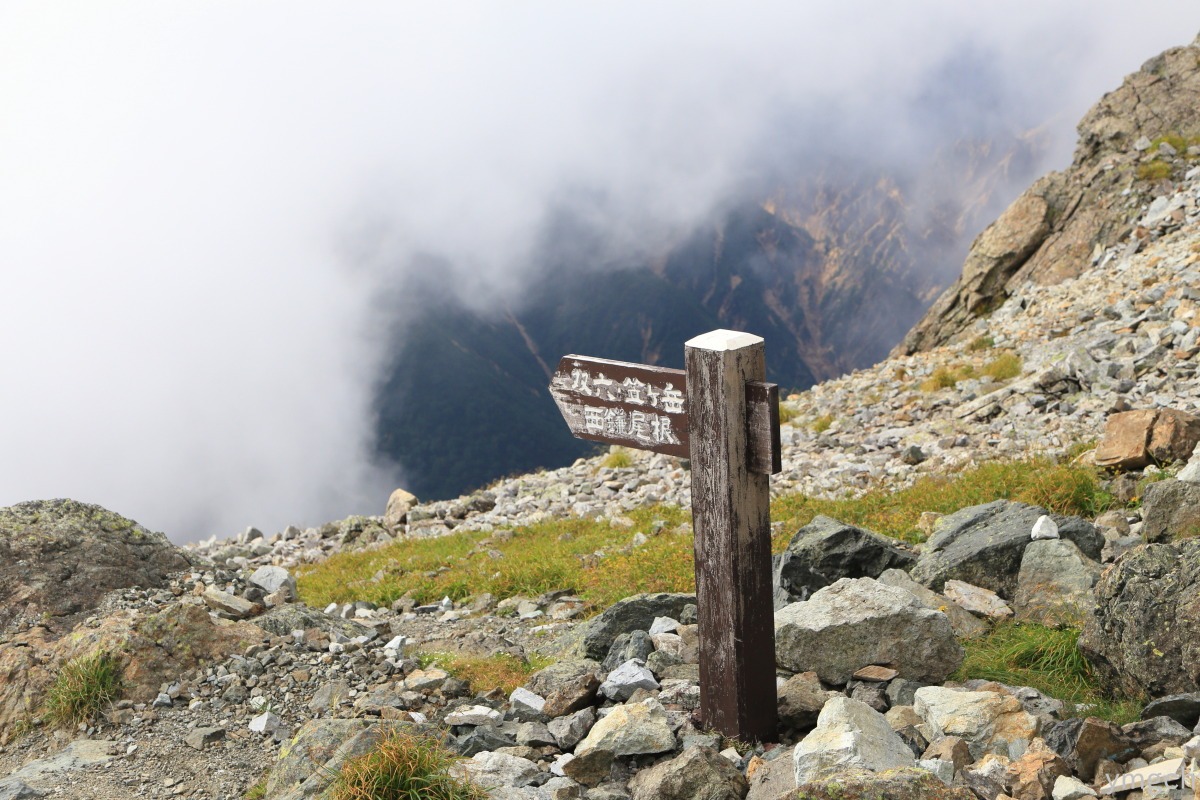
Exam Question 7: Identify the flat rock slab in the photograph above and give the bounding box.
[11,740,117,784]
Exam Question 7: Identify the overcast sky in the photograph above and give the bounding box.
[3,3,1198,543]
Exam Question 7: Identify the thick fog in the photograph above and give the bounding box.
[2,3,1198,542]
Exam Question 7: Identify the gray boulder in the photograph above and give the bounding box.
[629,745,749,800]
[1080,540,1200,697]
[775,577,963,686]
[1141,479,1200,542]
[1141,692,1200,730]
[876,569,988,639]
[910,501,1103,597]
[773,516,916,608]
[579,593,695,660]
[0,499,191,632]
[1013,539,1102,627]
[793,696,914,783]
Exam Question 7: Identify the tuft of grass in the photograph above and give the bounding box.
[953,622,1141,724]
[919,364,976,392]
[771,458,1114,546]
[332,728,487,800]
[982,351,1022,381]
[1137,160,1172,182]
[810,414,834,433]
[414,652,554,696]
[600,448,633,469]
[967,335,995,352]
[245,776,268,800]
[45,650,123,727]
[778,403,800,425]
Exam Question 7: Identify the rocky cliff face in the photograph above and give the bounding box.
[900,32,1200,354]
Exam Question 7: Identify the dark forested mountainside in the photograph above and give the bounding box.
[376,139,1042,501]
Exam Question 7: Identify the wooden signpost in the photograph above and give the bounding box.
[549,329,780,742]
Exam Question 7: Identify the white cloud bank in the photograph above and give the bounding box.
[1,2,1197,541]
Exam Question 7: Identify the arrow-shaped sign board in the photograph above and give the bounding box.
[549,331,782,743]
[549,355,781,473]
[549,356,690,458]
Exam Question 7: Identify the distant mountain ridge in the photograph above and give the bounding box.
[375,137,1043,501]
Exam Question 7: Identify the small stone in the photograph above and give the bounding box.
[1031,515,1059,540]
[853,665,899,682]
[183,727,225,751]
[943,580,1013,619]
[599,659,659,702]
[445,705,503,726]
[248,712,281,736]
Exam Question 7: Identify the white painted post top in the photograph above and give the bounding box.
[684,329,763,351]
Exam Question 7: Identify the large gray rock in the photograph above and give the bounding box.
[574,698,675,757]
[525,659,601,719]
[1141,479,1200,542]
[629,745,749,800]
[910,501,1103,598]
[0,499,191,632]
[792,767,976,800]
[914,686,1040,760]
[579,593,695,660]
[1141,693,1200,730]
[264,719,413,799]
[778,672,838,730]
[746,746,795,800]
[1013,539,1102,627]
[774,577,963,685]
[1080,540,1200,697]
[876,569,988,639]
[793,696,915,783]
[773,516,916,608]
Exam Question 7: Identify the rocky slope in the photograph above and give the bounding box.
[901,31,1200,354]
[5,32,1200,800]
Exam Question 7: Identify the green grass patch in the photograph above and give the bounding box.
[771,458,1113,546]
[981,351,1022,381]
[244,776,268,800]
[45,650,123,727]
[414,652,553,696]
[778,403,800,425]
[600,448,633,469]
[1137,160,1173,181]
[299,459,1114,609]
[967,335,995,352]
[953,622,1141,724]
[810,413,834,433]
[296,505,692,610]
[920,364,976,392]
[332,728,487,800]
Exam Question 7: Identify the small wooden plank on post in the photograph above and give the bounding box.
[685,329,778,742]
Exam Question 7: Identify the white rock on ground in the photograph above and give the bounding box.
[793,696,915,784]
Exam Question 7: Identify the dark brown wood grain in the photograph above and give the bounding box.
[550,356,781,471]
[685,333,778,743]
[746,380,782,475]
[549,355,690,458]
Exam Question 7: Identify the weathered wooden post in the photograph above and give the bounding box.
[684,330,778,742]
[548,329,780,742]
